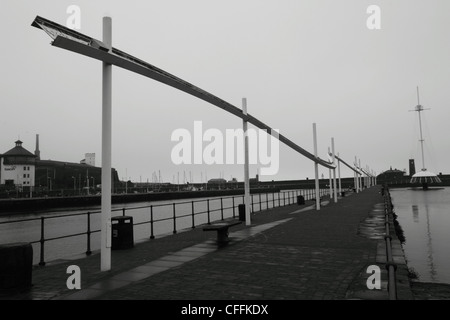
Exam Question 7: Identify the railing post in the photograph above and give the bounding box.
[232,196,236,218]
[220,198,224,220]
[86,212,92,256]
[273,192,275,208]
[259,193,262,211]
[283,192,286,206]
[172,203,177,234]
[251,194,255,213]
[122,208,126,216]
[207,199,211,225]
[266,192,269,210]
[278,192,281,207]
[149,205,155,239]
[191,201,195,228]
[39,217,46,266]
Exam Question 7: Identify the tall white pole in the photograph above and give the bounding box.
[313,123,320,211]
[243,98,251,225]
[331,138,337,203]
[101,16,112,272]
[328,148,332,199]
[337,152,342,195]
[416,86,426,170]
[354,156,359,193]
[359,159,362,190]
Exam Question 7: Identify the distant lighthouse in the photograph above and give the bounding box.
[34,134,40,160]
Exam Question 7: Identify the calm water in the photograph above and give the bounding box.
[390,187,450,284]
[0,190,305,265]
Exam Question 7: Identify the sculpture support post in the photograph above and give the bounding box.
[243,98,251,225]
[101,16,112,272]
[313,123,320,211]
[337,152,342,195]
[331,138,337,203]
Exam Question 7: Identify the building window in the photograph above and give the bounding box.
[23,174,26,178]
[27,174,30,178]
[28,166,30,170]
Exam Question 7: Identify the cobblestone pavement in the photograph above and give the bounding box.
[2,187,415,302]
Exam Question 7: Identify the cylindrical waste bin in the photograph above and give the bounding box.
[297,195,305,205]
[341,191,346,197]
[238,204,246,221]
[111,216,134,250]
[0,242,33,292]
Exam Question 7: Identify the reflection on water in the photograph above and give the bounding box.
[422,203,437,281]
[391,187,450,284]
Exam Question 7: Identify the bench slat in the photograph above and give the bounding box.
[203,221,241,231]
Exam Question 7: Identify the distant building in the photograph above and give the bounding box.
[0,140,36,189]
[80,153,95,166]
[377,166,408,185]
[0,137,119,197]
[207,178,227,184]
[250,174,259,184]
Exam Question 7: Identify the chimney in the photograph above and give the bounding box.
[35,134,40,160]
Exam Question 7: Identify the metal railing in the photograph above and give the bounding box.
[0,188,330,266]
[382,186,398,300]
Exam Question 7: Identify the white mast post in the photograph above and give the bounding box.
[243,98,251,225]
[101,16,112,272]
[337,152,342,195]
[313,123,320,210]
[331,138,337,203]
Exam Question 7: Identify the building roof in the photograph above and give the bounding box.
[2,140,36,158]
[208,178,227,183]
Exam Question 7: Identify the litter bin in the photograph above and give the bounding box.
[341,191,346,197]
[111,216,134,250]
[238,204,246,222]
[297,195,305,205]
[0,242,33,292]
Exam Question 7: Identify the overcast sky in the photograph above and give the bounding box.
[1,0,449,183]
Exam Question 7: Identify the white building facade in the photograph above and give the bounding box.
[0,140,36,189]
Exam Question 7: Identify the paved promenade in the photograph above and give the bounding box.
[3,186,414,302]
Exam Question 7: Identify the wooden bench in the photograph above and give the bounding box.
[203,220,242,244]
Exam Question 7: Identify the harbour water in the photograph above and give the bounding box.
[0,191,299,265]
[390,187,450,284]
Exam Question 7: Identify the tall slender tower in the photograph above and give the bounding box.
[35,134,41,160]
[409,159,416,176]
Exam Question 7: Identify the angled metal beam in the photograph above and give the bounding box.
[32,15,335,170]
[329,152,359,174]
